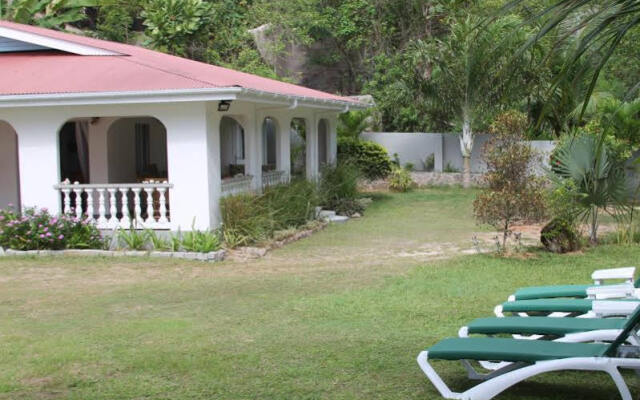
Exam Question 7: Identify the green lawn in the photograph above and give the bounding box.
[0,187,638,399]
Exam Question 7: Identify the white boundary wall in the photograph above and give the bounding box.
[361,132,555,174]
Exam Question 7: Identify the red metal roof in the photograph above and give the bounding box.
[0,21,356,103]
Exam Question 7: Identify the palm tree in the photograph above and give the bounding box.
[502,0,640,113]
[551,134,628,243]
[411,14,531,187]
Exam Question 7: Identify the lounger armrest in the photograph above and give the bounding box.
[586,283,635,299]
[591,267,635,285]
[592,300,639,317]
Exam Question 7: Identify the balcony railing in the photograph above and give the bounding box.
[54,181,173,230]
[221,175,253,197]
[262,170,288,189]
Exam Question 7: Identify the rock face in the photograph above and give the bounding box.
[541,218,579,253]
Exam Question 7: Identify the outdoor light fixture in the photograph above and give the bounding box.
[218,100,232,112]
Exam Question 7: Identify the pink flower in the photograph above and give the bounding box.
[58,234,64,240]
[46,232,52,237]
[39,234,45,238]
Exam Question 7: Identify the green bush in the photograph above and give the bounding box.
[116,227,222,253]
[262,179,319,229]
[220,180,320,247]
[319,162,361,205]
[180,229,221,253]
[388,167,414,192]
[337,137,392,180]
[220,194,271,246]
[0,207,103,250]
[540,217,580,253]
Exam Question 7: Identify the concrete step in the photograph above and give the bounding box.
[328,215,349,223]
[318,210,336,219]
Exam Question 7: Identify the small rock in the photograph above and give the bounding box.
[351,213,361,218]
[241,247,267,258]
[124,250,148,257]
[0,247,5,256]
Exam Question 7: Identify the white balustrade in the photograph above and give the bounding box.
[261,170,288,189]
[54,182,173,230]
[221,175,254,197]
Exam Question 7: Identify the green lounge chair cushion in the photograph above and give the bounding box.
[467,316,626,336]
[428,337,609,362]
[513,284,592,300]
[502,299,595,313]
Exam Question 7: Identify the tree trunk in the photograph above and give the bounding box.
[463,156,471,188]
[459,116,473,189]
[590,206,599,244]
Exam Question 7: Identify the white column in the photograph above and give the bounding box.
[206,108,223,228]
[275,115,292,178]
[13,117,62,213]
[244,106,263,191]
[163,103,212,231]
[328,115,338,165]
[306,115,319,180]
[88,117,115,183]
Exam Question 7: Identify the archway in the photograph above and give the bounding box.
[106,117,168,183]
[220,116,246,178]
[290,118,307,178]
[318,119,329,168]
[0,121,20,209]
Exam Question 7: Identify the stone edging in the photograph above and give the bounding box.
[228,221,329,260]
[0,248,227,262]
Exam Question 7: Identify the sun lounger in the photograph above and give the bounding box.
[417,307,640,400]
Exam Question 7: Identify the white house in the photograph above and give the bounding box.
[0,21,365,231]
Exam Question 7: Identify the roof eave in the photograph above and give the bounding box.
[0,87,369,111]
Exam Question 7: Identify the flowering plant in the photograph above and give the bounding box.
[0,206,104,250]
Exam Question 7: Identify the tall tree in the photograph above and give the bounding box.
[409,14,532,187]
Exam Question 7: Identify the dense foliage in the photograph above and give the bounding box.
[2,0,640,155]
[337,137,392,180]
[0,207,103,250]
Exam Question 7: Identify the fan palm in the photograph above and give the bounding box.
[551,134,628,243]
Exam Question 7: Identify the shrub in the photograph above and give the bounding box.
[118,228,149,250]
[220,180,320,247]
[473,129,547,252]
[337,137,392,180]
[541,217,580,253]
[388,167,414,192]
[318,163,361,213]
[220,194,271,245]
[488,110,528,136]
[422,154,435,171]
[0,207,103,250]
[180,229,221,253]
[443,162,460,173]
[262,179,319,229]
